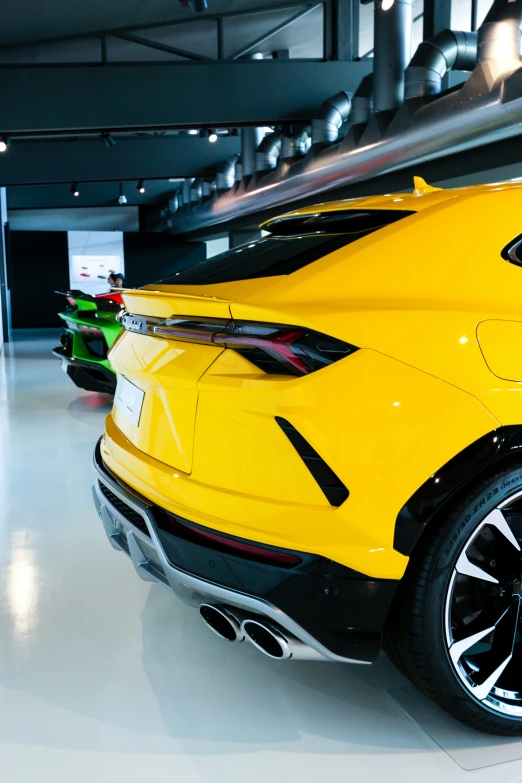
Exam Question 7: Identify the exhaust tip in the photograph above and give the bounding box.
[199,604,244,642]
[242,619,290,659]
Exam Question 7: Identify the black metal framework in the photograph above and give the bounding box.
[0,1,363,64]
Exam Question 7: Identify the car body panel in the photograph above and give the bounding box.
[98,180,522,643]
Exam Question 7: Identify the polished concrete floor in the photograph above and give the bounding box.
[2,333,522,782]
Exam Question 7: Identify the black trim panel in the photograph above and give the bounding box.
[53,346,116,394]
[276,417,349,506]
[395,426,522,556]
[96,442,396,662]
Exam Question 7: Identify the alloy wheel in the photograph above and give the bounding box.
[445,490,522,716]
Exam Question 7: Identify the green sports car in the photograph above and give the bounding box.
[53,290,123,394]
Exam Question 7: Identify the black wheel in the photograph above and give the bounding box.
[384,463,522,734]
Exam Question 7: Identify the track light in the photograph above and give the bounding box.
[0,141,6,153]
[71,183,80,197]
[382,0,395,9]
[137,180,145,194]
[102,133,116,148]
[208,130,218,143]
[0,137,11,152]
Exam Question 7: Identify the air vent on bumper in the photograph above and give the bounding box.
[276,418,349,506]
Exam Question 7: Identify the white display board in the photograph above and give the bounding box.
[68,231,125,295]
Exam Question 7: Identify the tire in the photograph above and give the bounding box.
[384,462,522,734]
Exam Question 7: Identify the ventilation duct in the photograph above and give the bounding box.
[156,0,522,235]
[350,75,373,126]
[189,178,203,203]
[405,30,478,98]
[216,155,239,191]
[373,0,413,112]
[201,179,216,199]
[311,91,351,144]
[168,193,179,213]
[281,126,311,159]
[255,133,283,171]
[478,0,522,61]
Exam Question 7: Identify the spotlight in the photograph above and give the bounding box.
[118,182,127,205]
[208,130,218,143]
[137,180,146,194]
[0,137,11,152]
[0,141,6,153]
[382,0,395,9]
[102,133,116,148]
[71,183,80,197]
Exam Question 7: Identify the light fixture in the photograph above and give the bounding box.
[208,130,218,143]
[71,183,80,197]
[0,141,6,153]
[187,129,198,136]
[137,180,146,194]
[102,133,116,148]
[382,0,395,9]
[118,182,127,205]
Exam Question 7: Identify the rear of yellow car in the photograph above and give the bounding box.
[94,184,522,733]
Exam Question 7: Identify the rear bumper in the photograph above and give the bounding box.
[92,437,398,663]
[53,345,116,394]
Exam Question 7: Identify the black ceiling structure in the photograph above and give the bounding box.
[0,0,514,233]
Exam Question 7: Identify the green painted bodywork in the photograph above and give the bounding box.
[58,295,122,376]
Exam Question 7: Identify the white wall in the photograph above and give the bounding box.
[68,231,125,295]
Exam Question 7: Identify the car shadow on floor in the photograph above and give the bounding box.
[139,584,435,755]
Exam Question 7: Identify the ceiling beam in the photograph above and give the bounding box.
[228,4,321,60]
[0,136,241,186]
[0,60,372,134]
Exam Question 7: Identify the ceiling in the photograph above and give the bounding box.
[0,0,322,59]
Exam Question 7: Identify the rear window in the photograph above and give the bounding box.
[157,210,414,286]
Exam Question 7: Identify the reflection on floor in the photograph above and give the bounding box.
[1,332,522,782]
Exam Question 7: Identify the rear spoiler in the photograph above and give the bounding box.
[55,289,123,313]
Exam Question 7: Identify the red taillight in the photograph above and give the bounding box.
[66,296,77,307]
[162,515,302,568]
[146,316,358,376]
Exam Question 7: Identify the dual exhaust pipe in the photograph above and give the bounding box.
[198,603,322,661]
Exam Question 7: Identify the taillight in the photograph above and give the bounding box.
[149,316,357,376]
[65,322,104,337]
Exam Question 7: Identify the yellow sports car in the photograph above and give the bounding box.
[93,179,522,734]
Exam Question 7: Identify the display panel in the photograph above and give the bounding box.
[68,231,125,295]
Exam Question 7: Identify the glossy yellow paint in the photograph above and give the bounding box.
[106,180,522,580]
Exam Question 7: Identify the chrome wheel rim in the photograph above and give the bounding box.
[445,490,522,717]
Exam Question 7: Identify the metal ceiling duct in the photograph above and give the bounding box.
[350,75,373,126]
[189,178,203,203]
[373,0,413,112]
[311,91,351,144]
[405,30,478,98]
[201,179,216,199]
[255,133,283,171]
[161,0,522,234]
[281,126,311,159]
[216,155,239,191]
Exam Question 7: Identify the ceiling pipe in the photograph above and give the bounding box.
[156,0,522,234]
[281,126,311,159]
[373,0,413,112]
[216,154,239,191]
[201,178,216,199]
[350,75,373,126]
[311,91,352,144]
[405,30,478,98]
[255,132,283,171]
[189,178,203,203]
[478,0,522,62]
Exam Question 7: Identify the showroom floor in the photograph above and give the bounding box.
[2,333,522,782]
